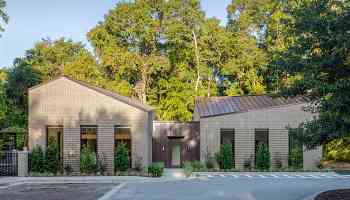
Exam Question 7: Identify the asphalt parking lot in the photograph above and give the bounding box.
[0,183,117,200]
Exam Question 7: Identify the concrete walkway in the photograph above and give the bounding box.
[0,175,185,188]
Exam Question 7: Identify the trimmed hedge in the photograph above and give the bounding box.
[148,162,164,177]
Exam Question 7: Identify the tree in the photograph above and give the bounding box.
[0,0,9,37]
[45,137,60,174]
[278,0,350,149]
[215,144,233,169]
[87,0,211,121]
[256,143,270,170]
[5,61,41,128]
[115,143,130,172]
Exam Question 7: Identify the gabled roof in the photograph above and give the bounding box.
[29,76,154,112]
[195,95,308,118]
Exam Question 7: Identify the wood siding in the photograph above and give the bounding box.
[28,77,153,174]
[152,121,200,168]
[198,103,316,169]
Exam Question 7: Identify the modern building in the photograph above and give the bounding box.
[28,76,321,174]
[28,76,154,175]
[193,95,319,169]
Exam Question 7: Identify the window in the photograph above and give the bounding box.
[255,129,269,163]
[220,129,235,167]
[115,126,132,167]
[46,126,63,160]
[80,125,97,152]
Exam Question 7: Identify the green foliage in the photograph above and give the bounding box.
[45,137,60,174]
[276,0,350,148]
[114,143,130,172]
[133,155,144,172]
[183,161,194,177]
[0,0,9,36]
[215,144,233,169]
[80,145,97,174]
[289,147,303,169]
[148,162,164,177]
[183,161,204,176]
[0,82,6,123]
[205,152,216,169]
[324,137,350,162]
[30,145,45,173]
[255,144,270,170]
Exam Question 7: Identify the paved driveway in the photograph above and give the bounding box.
[110,173,350,200]
[0,183,117,200]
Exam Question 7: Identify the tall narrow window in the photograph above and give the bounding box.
[255,128,269,163]
[220,129,235,167]
[115,126,132,167]
[80,125,97,152]
[46,126,63,161]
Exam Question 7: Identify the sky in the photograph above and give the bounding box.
[0,0,231,67]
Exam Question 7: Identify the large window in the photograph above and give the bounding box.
[255,128,269,163]
[81,125,97,152]
[115,126,132,166]
[46,126,63,160]
[220,129,235,167]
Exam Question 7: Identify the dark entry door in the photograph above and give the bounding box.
[169,138,182,167]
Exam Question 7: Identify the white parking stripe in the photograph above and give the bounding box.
[281,174,296,178]
[197,173,350,179]
[98,183,126,200]
[307,175,321,179]
[294,174,308,178]
[229,174,239,178]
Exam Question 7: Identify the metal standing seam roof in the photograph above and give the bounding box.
[195,95,308,118]
[29,76,154,112]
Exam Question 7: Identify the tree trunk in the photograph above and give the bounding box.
[192,30,200,92]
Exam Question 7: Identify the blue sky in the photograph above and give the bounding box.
[0,0,231,67]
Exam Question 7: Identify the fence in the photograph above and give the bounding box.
[0,151,28,176]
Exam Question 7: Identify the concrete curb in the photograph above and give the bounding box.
[0,176,190,188]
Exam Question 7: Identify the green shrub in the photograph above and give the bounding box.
[80,145,97,174]
[191,161,204,171]
[30,145,45,173]
[134,155,143,172]
[45,137,60,174]
[256,144,270,170]
[244,158,252,170]
[289,147,303,169]
[115,143,130,172]
[148,162,164,177]
[215,144,233,169]
[183,161,194,177]
[96,154,106,175]
[324,137,350,162]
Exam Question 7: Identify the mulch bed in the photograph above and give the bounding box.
[315,189,350,200]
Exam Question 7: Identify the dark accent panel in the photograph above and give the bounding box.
[152,122,200,168]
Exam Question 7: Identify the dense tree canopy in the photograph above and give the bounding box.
[1,0,349,150]
[0,0,8,36]
[279,0,350,148]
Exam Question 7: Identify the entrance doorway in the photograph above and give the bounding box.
[171,144,181,167]
[169,138,182,167]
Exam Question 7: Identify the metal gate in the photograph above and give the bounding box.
[0,151,18,176]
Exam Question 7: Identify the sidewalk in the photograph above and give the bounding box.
[0,174,187,187]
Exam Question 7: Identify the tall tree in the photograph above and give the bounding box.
[227,0,295,92]
[5,60,41,128]
[279,0,350,148]
[88,0,211,121]
[0,0,8,36]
